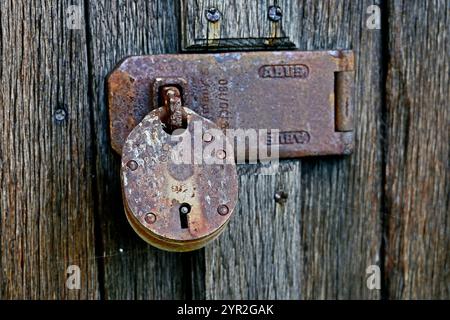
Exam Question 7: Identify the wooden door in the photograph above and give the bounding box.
[0,0,448,299]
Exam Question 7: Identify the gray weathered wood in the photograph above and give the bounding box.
[192,0,384,299]
[181,0,296,50]
[384,0,450,299]
[86,0,187,299]
[0,1,98,298]
[1,0,448,300]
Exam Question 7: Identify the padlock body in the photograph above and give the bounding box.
[121,107,238,252]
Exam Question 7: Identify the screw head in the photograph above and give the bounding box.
[144,213,157,224]
[206,7,221,22]
[203,132,214,143]
[54,108,67,122]
[216,149,226,160]
[274,191,288,204]
[127,160,138,171]
[217,204,229,216]
[268,6,282,22]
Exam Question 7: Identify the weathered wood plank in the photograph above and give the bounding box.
[193,0,384,299]
[0,1,98,298]
[181,0,296,50]
[86,0,188,299]
[384,0,449,299]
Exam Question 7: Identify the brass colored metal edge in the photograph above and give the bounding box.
[122,190,233,252]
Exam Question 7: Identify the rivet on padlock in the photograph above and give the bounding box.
[120,85,238,252]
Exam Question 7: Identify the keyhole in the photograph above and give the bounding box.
[179,203,191,229]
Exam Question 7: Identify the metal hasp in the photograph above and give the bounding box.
[108,50,355,159]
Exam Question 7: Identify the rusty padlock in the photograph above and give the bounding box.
[120,86,238,252]
[109,50,355,252]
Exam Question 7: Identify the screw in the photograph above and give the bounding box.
[162,144,170,151]
[217,204,229,216]
[216,149,226,160]
[274,191,288,204]
[144,213,157,224]
[203,132,214,143]
[206,7,221,23]
[126,160,138,171]
[268,6,282,22]
[54,108,67,121]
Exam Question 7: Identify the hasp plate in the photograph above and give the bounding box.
[108,50,355,159]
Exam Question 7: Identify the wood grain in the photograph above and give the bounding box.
[192,0,384,299]
[0,1,98,298]
[1,0,448,300]
[85,0,188,299]
[384,0,449,299]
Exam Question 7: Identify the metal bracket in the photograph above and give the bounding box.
[181,0,296,51]
[108,50,354,159]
